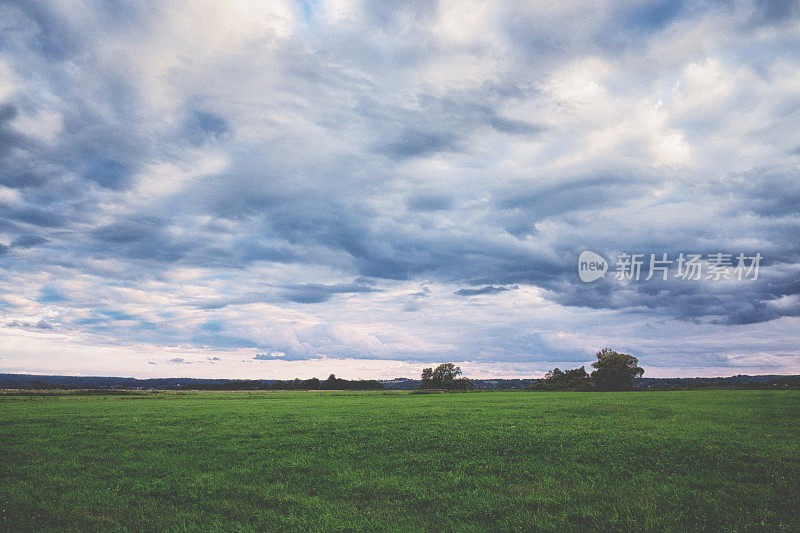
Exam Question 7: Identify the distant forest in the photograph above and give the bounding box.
[1,373,799,391]
[0,374,382,391]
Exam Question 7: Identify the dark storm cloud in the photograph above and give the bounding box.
[0,205,67,228]
[89,218,194,262]
[406,193,454,212]
[92,220,160,244]
[368,93,545,161]
[0,104,22,156]
[377,129,461,159]
[0,104,54,191]
[184,110,229,146]
[0,1,81,60]
[722,167,800,217]
[454,285,515,297]
[0,23,149,194]
[493,174,655,232]
[281,281,381,304]
[10,234,47,248]
[487,116,544,136]
[749,0,800,25]
[83,160,136,191]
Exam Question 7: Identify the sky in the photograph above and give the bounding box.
[0,0,799,379]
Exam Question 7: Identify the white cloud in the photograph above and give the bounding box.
[10,108,63,143]
[0,58,16,102]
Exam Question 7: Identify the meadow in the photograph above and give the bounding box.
[1,390,798,531]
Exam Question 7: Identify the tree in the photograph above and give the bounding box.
[590,348,644,391]
[421,363,474,390]
[562,366,589,383]
[432,363,461,382]
[544,368,562,381]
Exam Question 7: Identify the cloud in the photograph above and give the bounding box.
[406,193,454,212]
[454,285,515,297]
[254,352,286,360]
[0,0,798,377]
[281,281,381,304]
[11,234,47,248]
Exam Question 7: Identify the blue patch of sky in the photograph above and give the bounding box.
[37,285,67,303]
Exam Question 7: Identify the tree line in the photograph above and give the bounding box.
[193,374,384,391]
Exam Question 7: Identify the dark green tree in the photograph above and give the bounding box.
[432,363,461,381]
[544,368,563,381]
[421,363,473,390]
[590,348,644,390]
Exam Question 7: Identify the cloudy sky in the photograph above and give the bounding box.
[0,0,799,379]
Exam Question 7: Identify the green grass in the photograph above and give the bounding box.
[1,390,798,531]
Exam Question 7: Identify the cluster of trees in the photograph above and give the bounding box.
[420,363,474,390]
[528,348,644,391]
[195,374,383,391]
[419,351,644,392]
[528,366,593,391]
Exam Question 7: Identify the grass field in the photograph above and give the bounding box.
[1,390,798,531]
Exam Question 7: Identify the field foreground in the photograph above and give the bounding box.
[1,390,798,531]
